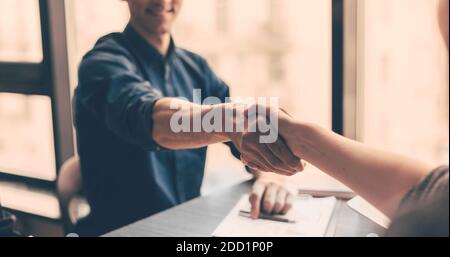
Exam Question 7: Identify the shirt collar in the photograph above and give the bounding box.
[123,24,177,65]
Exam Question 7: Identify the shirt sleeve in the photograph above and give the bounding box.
[386,166,449,237]
[199,58,242,161]
[399,166,449,206]
[77,49,163,150]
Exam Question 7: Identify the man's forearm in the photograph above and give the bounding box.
[280,120,433,217]
[152,97,233,150]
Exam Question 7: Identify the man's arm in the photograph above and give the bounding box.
[152,97,229,149]
[152,97,303,176]
[278,115,434,218]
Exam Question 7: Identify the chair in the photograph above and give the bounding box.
[56,156,90,233]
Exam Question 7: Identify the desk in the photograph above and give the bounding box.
[104,181,386,237]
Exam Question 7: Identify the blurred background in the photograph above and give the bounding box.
[0,0,448,236]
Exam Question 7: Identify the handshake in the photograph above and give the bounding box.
[219,102,306,176]
[166,98,305,176]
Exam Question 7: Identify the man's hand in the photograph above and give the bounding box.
[226,103,305,176]
[249,175,295,219]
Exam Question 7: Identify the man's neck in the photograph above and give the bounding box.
[146,33,171,56]
[130,22,171,56]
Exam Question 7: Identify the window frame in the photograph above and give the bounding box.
[332,0,360,139]
[0,0,74,188]
[332,0,344,135]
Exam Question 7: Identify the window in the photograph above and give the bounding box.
[358,0,449,165]
[0,0,58,181]
[0,0,43,62]
[0,93,56,181]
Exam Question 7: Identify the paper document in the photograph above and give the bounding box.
[291,166,355,199]
[347,196,391,229]
[212,194,337,237]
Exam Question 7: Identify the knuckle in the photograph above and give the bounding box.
[281,205,292,214]
[263,200,272,210]
[273,202,282,211]
[267,182,276,188]
[249,193,259,203]
[288,158,300,167]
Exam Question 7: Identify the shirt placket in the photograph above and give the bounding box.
[164,63,176,96]
[163,61,182,203]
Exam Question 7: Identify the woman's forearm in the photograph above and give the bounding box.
[280,120,433,218]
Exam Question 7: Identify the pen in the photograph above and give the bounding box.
[239,210,296,224]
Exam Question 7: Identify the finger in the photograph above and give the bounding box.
[242,153,270,172]
[272,188,288,214]
[254,145,296,175]
[262,183,278,214]
[247,162,265,172]
[243,134,294,175]
[266,143,298,173]
[241,132,292,174]
[271,137,303,172]
[248,157,272,173]
[280,193,294,215]
[249,181,265,219]
[241,155,248,165]
[252,152,293,176]
[277,137,302,169]
[257,144,297,175]
[299,161,307,171]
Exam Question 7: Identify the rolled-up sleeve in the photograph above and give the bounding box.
[77,50,163,150]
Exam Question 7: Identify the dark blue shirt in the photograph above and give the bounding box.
[73,24,240,235]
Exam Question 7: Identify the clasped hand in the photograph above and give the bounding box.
[226,103,305,176]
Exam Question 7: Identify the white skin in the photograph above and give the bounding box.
[124,0,305,218]
[276,0,449,219]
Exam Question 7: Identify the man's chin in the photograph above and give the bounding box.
[146,24,172,36]
[158,26,172,35]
